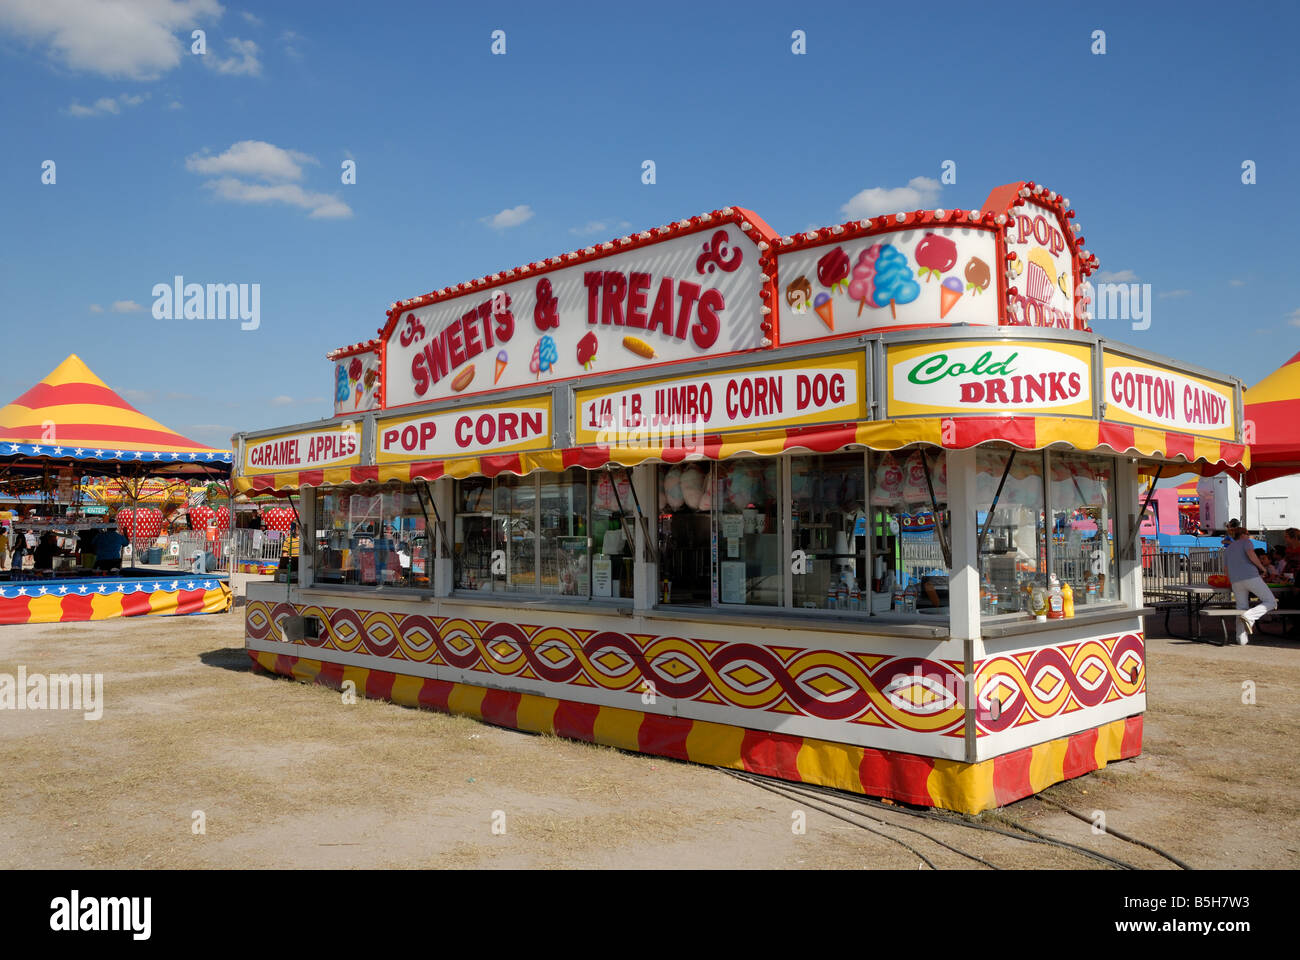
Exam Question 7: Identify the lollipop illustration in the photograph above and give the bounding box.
[577,331,599,371]
[530,335,558,379]
[914,232,957,282]
[335,364,349,403]
[964,256,990,294]
[817,246,851,294]
[939,276,964,319]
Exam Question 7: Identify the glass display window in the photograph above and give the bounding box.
[657,462,713,606]
[1047,451,1118,604]
[313,484,430,588]
[716,459,782,606]
[975,448,1047,616]
[869,449,951,616]
[791,453,867,612]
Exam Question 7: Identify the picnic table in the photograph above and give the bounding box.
[1162,581,1300,642]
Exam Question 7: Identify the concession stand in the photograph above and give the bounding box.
[234,181,1247,813]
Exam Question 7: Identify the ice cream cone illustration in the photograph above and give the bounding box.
[494,349,508,384]
[814,293,834,331]
[939,276,964,319]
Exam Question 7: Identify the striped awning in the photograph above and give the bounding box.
[0,354,231,475]
[1243,348,1300,484]
[234,416,1249,495]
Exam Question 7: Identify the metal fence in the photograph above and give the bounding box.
[1142,543,1223,596]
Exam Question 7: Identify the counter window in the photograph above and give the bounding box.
[657,463,714,606]
[870,449,950,615]
[792,453,867,611]
[976,449,1047,615]
[313,485,430,588]
[453,470,634,599]
[1048,451,1118,603]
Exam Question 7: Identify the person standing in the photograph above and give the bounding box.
[0,526,8,570]
[11,529,26,570]
[1224,524,1275,645]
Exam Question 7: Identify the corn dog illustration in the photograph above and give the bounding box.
[623,335,656,359]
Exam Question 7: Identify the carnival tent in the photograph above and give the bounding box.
[1242,348,1300,484]
[0,354,231,479]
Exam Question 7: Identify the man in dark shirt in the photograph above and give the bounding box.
[33,533,67,570]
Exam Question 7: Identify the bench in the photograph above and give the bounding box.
[1199,608,1300,645]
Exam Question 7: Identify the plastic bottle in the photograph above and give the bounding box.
[904,582,917,612]
[1062,581,1075,618]
[1030,583,1048,622]
[1047,575,1065,620]
[1086,574,1098,605]
[988,584,999,618]
[1020,579,1033,613]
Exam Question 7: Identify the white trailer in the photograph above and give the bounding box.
[1197,474,1300,533]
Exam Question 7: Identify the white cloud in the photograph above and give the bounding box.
[203,176,353,218]
[167,99,182,110]
[186,140,316,181]
[1095,269,1139,283]
[840,176,942,219]
[1287,309,1300,328]
[65,91,148,117]
[1158,289,1191,299]
[569,219,631,236]
[203,36,261,76]
[240,11,262,26]
[281,29,303,60]
[270,395,294,406]
[0,0,222,81]
[484,205,534,229]
[88,303,103,313]
[120,388,156,404]
[1230,279,1246,287]
[111,300,144,312]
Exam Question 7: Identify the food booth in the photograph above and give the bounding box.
[234,181,1247,813]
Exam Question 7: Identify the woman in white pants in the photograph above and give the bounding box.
[1224,524,1275,644]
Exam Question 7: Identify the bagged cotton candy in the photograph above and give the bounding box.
[680,463,706,511]
[871,453,904,505]
[901,451,930,505]
[726,461,761,510]
[662,465,685,510]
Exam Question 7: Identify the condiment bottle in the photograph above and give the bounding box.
[1031,584,1047,622]
[1062,581,1074,618]
[1047,575,1064,620]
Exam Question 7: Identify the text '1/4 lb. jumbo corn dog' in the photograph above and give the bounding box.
[622,336,656,359]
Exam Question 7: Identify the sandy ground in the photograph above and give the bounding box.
[0,607,1295,869]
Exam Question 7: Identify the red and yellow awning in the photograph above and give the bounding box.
[235,415,1248,495]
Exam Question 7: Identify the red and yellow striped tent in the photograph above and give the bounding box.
[0,354,230,477]
[1244,349,1300,484]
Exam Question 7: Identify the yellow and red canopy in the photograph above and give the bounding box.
[1243,349,1300,484]
[0,354,231,475]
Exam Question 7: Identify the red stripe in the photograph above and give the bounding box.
[553,699,600,742]
[120,590,153,617]
[1120,715,1143,758]
[1062,726,1099,780]
[480,453,523,477]
[350,466,378,484]
[564,446,611,470]
[273,654,297,676]
[366,668,396,701]
[297,470,324,487]
[637,713,693,761]
[858,747,937,805]
[418,677,455,710]
[173,588,206,616]
[992,747,1033,807]
[59,593,95,621]
[1097,421,1136,453]
[318,660,345,689]
[0,422,212,448]
[782,423,857,453]
[739,728,803,779]
[480,689,522,728]
[950,416,1036,448]
[8,382,138,411]
[409,461,445,481]
[1163,431,1194,461]
[1219,442,1245,465]
[0,596,34,625]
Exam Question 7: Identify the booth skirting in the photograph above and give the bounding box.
[248,648,1142,814]
[0,579,232,625]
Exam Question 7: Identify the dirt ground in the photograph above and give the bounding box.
[0,607,1296,869]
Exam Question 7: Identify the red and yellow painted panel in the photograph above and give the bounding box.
[247,648,1142,814]
[1,579,232,625]
[246,601,1143,741]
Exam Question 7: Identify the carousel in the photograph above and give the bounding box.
[231,181,1246,813]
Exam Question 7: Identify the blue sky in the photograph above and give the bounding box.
[1,0,1296,448]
